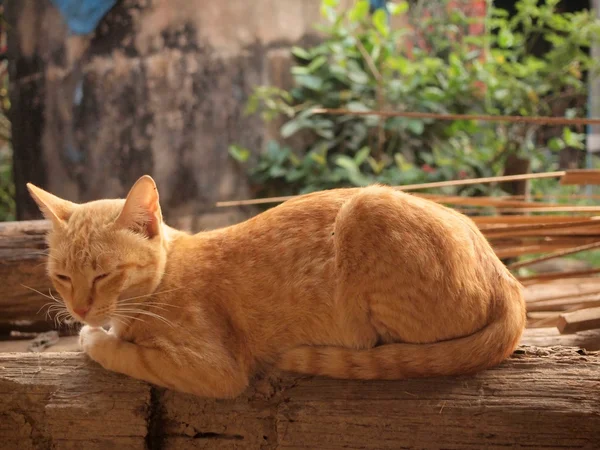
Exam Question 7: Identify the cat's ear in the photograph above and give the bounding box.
[114,175,163,239]
[27,183,76,227]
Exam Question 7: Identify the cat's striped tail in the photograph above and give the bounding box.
[276,288,526,380]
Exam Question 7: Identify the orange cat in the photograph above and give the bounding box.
[27,176,526,398]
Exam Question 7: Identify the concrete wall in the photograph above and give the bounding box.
[8,0,335,230]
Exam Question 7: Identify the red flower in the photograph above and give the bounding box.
[422,164,435,174]
[458,170,468,179]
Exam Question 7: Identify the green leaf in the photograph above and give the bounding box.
[291,66,310,75]
[394,153,414,171]
[291,46,311,60]
[295,75,324,90]
[547,137,565,152]
[307,55,328,72]
[347,64,369,84]
[335,155,371,186]
[310,152,327,166]
[563,127,574,145]
[493,89,509,101]
[498,28,515,48]
[565,108,578,119]
[354,146,370,165]
[347,101,370,112]
[563,127,585,149]
[349,0,369,22]
[286,168,305,182]
[269,166,288,178]
[406,119,424,135]
[228,145,250,163]
[388,1,408,16]
[281,118,308,138]
[372,9,389,37]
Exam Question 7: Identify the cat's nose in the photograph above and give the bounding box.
[74,306,90,318]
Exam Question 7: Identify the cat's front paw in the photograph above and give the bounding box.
[79,325,106,350]
[79,325,114,368]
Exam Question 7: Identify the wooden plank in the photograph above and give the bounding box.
[517,268,600,284]
[481,218,600,238]
[494,240,600,259]
[416,193,555,208]
[156,347,600,449]
[558,307,600,334]
[0,353,150,450]
[507,241,600,270]
[524,279,600,302]
[0,220,52,326]
[1,348,599,449]
[475,215,595,225]
[0,336,79,353]
[526,296,600,313]
[560,168,600,185]
[520,328,600,351]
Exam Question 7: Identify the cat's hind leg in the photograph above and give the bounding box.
[332,185,489,345]
[331,186,406,347]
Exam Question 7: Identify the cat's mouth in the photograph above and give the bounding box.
[80,317,109,328]
[71,309,111,328]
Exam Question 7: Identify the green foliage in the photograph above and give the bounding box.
[231,0,600,197]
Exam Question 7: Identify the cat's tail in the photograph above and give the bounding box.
[276,288,526,380]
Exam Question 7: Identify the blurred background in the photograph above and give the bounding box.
[2,0,599,230]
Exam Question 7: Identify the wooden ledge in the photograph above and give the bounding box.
[1,346,599,449]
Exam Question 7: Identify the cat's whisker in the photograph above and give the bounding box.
[30,249,50,255]
[29,250,57,260]
[115,308,174,326]
[54,310,72,328]
[114,308,175,327]
[116,301,173,312]
[21,284,59,301]
[118,287,187,304]
[111,313,147,324]
[48,290,63,303]
[111,316,128,327]
[37,301,64,315]
[44,306,66,320]
[46,307,61,321]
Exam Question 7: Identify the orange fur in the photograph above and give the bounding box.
[27,176,526,398]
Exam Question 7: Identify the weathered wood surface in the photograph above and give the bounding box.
[521,327,600,351]
[558,306,600,334]
[0,353,150,450]
[0,221,50,328]
[1,347,599,449]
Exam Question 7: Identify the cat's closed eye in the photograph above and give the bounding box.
[94,273,110,283]
[55,274,71,282]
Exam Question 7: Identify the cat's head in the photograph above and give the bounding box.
[27,175,168,327]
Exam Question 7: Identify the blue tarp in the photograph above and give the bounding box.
[49,0,117,35]
[369,0,388,12]
[50,0,385,36]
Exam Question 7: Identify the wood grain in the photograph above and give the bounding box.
[0,353,150,450]
[0,221,51,328]
[271,347,600,449]
[558,307,600,334]
[1,348,599,449]
[520,327,600,351]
